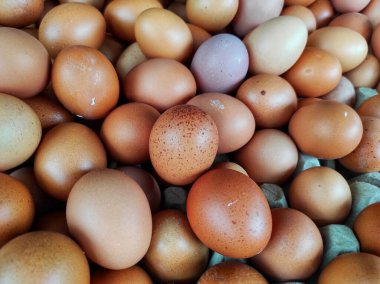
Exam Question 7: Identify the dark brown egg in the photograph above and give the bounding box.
[187,169,272,258]
[320,76,356,106]
[98,34,125,65]
[168,1,187,21]
[344,54,380,88]
[308,0,334,28]
[329,12,372,41]
[91,266,153,284]
[357,94,380,118]
[34,211,70,237]
[0,0,44,27]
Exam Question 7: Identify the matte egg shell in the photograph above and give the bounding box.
[0,0,44,27]
[320,76,356,106]
[330,0,371,13]
[34,211,70,237]
[281,5,316,33]
[92,266,153,284]
[328,12,372,41]
[357,94,380,118]
[344,54,380,88]
[116,42,147,80]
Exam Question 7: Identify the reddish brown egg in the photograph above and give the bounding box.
[357,94,380,118]
[187,169,272,258]
[234,129,299,184]
[66,169,152,270]
[345,54,380,88]
[187,23,211,52]
[308,0,334,28]
[0,0,44,27]
[297,97,322,109]
[92,266,153,284]
[320,76,356,106]
[149,105,219,185]
[213,162,248,176]
[281,5,316,33]
[371,24,380,61]
[116,42,147,80]
[99,34,125,65]
[34,122,107,201]
[331,0,371,13]
[251,208,323,281]
[362,0,380,27]
[329,12,372,41]
[60,0,105,10]
[34,211,70,237]
[0,173,34,247]
[236,74,297,128]
[289,100,363,159]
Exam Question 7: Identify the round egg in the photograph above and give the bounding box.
[124,58,196,112]
[289,100,363,159]
[281,5,316,33]
[331,0,371,13]
[362,0,380,27]
[34,211,70,237]
[116,42,147,80]
[187,169,272,258]
[0,0,43,27]
[187,93,255,154]
[251,208,323,282]
[345,54,380,88]
[190,34,249,94]
[320,76,356,106]
[371,24,380,61]
[52,45,119,120]
[213,162,248,176]
[66,169,152,270]
[285,0,316,5]
[92,266,153,284]
[234,129,299,184]
[0,231,90,283]
[149,105,219,185]
[98,34,125,65]
[34,122,107,201]
[0,93,42,171]
[187,23,211,51]
[357,94,380,118]
[243,16,308,75]
[329,12,372,41]
[308,0,334,28]
[0,28,50,98]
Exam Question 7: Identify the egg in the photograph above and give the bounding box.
[213,162,248,176]
[283,47,342,97]
[329,12,372,41]
[190,34,249,94]
[0,173,34,247]
[60,0,105,10]
[124,58,196,112]
[0,231,90,283]
[0,0,44,27]
[362,0,380,27]
[187,23,211,51]
[98,34,125,65]
[319,252,380,283]
[135,8,192,62]
[357,94,380,118]
[187,169,272,258]
[308,0,334,28]
[320,76,356,106]
[243,16,308,75]
[0,93,42,171]
[0,28,50,98]
[371,24,380,61]
[289,100,363,159]
[34,122,107,201]
[344,54,380,88]
[285,0,316,5]
[92,266,153,284]
[168,1,187,21]
[251,208,323,281]
[149,104,219,185]
[116,42,147,80]
[330,0,371,13]
[187,93,255,154]
[34,211,70,237]
[281,5,316,33]
[52,45,119,120]
[234,129,299,184]
[38,3,106,58]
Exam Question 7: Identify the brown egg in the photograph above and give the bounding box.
[236,74,298,128]
[92,266,153,284]
[0,0,44,27]
[339,116,380,172]
[101,103,160,165]
[362,0,380,27]
[60,0,105,10]
[187,23,211,52]
[34,211,70,237]
[99,34,125,65]
[289,166,352,226]
[135,8,192,62]
[186,0,238,32]
[357,94,380,118]
[124,58,196,112]
[39,3,106,58]
[104,0,162,42]
[187,169,272,258]
[329,12,372,41]
[143,209,209,283]
[118,166,161,213]
[331,0,371,13]
[198,262,268,284]
[289,100,363,159]
[319,252,380,283]
[0,93,42,171]
[187,93,255,154]
[345,54,380,88]
[297,97,322,109]
[251,208,323,281]
[0,173,34,247]
[116,42,147,80]
[308,0,334,28]
[0,28,50,98]
[284,47,342,97]
[234,129,298,184]
[281,5,316,33]
[168,1,187,21]
[0,231,90,283]
[66,168,152,270]
[149,105,219,185]
[34,122,107,201]
[285,0,316,5]
[320,76,356,106]
[37,0,58,25]
[371,24,380,61]
[213,162,248,176]
[23,95,74,130]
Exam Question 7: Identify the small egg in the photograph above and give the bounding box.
[60,0,105,10]
[357,94,380,118]
[0,0,44,27]
[329,12,372,41]
[320,76,356,106]
[116,42,147,80]
[34,211,70,237]
[187,23,211,53]
[281,5,316,33]
[92,266,153,284]
[213,161,248,176]
[330,0,371,13]
[344,54,380,88]
[362,0,380,27]
[99,34,125,65]
[308,0,334,28]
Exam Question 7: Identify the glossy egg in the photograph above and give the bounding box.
[0,0,43,27]
[331,0,371,13]
[357,94,380,118]
[116,42,147,80]
[187,169,272,258]
[281,5,316,33]
[320,76,356,106]
[329,12,372,41]
[345,54,380,88]
[92,266,153,284]
[213,162,248,176]
[308,0,334,28]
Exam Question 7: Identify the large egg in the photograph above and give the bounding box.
[0,0,43,27]
[356,94,380,118]
[328,12,372,41]
[331,0,371,13]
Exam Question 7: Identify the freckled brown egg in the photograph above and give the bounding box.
[214,162,248,176]
[320,76,356,106]
[34,122,107,201]
[285,0,316,5]
[0,231,90,283]
[143,209,209,283]
[234,129,298,184]
[0,93,42,171]
[187,23,211,52]
[101,103,160,165]
[357,94,380,118]
[98,34,125,65]
[251,208,323,282]
[0,0,44,27]
[92,266,153,284]
[331,0,371,13]
[363,0,380,28]
[34,211,70,237]
[187,93,255,154]
[116,42,147,80]
[187,169,272,258]
[52,45,119,120]
[0,28,50,99]
[38,3,106,58]
[135,8,192,62]
[283,47,342,98]
[344,54,380,88]
[289,100,363,159]
[281,5,316,33]
[329,12,372,41]
[66,168,152,270]
[339,116,380,172]
[0,173,34,247]
[124,58,196,112]
[104,0,162,42]
[60,0,105,10]
[198,262,268,284]
[308,0,334,28]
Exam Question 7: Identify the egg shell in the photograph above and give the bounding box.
[34,211,70,237]
[92,266,153,284]
[168,1,187,21]
[187,23,211,52]
[124,58,196,112]
[243,16,308,75]
[213,161,248,176]
[66,168,152,270]
[320,76,356,106]
[98,34,125,65]
[285,0,316,5]
[370,24,380,62]
[345,54,380,88]
[0,0,44,27]
[357,94,380,118]
[362,0,380,27]
[281,5,316,33]
[330,0,371,13]
[116,42,147,80]
[329,12,372,41]
[308,0,334,28]
[190,34,249,94]
[60,0,105,10]
[187,169,272,258]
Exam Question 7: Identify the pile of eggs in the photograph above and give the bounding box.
[1,0,380,283]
